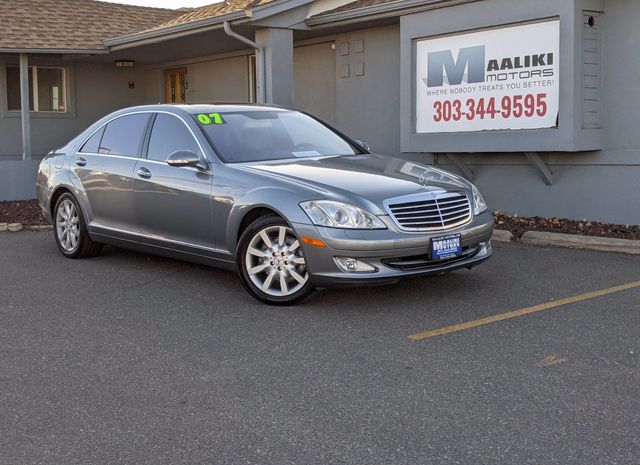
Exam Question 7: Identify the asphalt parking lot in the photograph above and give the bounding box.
[1,232,639,465]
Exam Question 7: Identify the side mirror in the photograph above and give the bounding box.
[166,150,204,169]
[355,140,370,152]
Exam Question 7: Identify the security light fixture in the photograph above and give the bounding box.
[114,60,135,69]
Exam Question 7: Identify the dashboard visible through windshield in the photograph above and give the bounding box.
[193,110,359,163]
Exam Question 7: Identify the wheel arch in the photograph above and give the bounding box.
[49,184,92,229]
[236,206,283,243]
[50,186,73,216]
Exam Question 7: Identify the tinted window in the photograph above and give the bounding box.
[79,127,104,153]
[147,114,200,162]
[98,114,149,157]
[195,110,358,163]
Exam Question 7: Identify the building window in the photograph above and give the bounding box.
[5,66,67,113]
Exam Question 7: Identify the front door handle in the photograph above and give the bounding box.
[136,167,152,179]
[75,157,87,167]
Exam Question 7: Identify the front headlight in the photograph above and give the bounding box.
[471,185,488,216]
[300,200,387,229]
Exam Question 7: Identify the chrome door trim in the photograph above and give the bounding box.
[134,157,209,174]
[90,223,228,255]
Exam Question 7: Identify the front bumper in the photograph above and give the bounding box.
[293,211,494,288]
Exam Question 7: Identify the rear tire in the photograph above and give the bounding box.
[237,215,314,306]
[53,193,102,259]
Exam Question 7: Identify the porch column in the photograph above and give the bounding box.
[19,53,31,160]
[255,28,293,106]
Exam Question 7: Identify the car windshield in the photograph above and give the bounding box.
[193,110,359,163]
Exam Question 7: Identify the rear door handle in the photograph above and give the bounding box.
[136,167,152,179]
[75,157,87,167]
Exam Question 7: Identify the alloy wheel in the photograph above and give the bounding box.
[245,225,308,297]
[56,199,81,253]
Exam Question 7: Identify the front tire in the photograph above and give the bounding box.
[53,193,102,259]
[237,215,314,305]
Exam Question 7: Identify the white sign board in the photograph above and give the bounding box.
[416,20,560,133]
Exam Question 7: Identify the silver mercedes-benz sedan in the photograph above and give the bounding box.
[36,104,493,305]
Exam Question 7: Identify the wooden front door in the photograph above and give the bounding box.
[164,68,186,104]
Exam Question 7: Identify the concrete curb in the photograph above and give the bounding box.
[492,229,513,243]
[25,224,53,232]
[0,223,52,232]
[521,231,640,255]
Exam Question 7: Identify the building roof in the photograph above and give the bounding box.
[0,0,180,52]
[319,0,402,15]
[0,0,414,53]
[308,0,460,23]
[144,0,275,33]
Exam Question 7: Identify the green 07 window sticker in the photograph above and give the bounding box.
[197,113,225,125]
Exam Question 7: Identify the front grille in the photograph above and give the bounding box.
[385,192,472,232]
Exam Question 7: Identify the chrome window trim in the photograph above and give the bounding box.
[135,157,207,173]
[74,153,140,161]
[145,112,208,163]
[77,111,152,158]
[76,110,210,163]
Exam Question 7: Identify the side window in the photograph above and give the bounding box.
[147,114,201,162]
[98,114,149,157]
[79,127,104,153]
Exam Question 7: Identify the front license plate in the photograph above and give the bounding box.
[431,233,462,260]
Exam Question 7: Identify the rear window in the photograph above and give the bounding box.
[194,110,358,163]
[98,113,150,157]
[79,127,104,153]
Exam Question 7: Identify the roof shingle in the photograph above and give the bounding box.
[0,0,180,51]
[141,0,275,33]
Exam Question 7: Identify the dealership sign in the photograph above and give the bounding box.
[416,20,560,133]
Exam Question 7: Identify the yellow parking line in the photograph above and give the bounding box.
[407,279,640,341]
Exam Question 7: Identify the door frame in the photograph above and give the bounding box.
[164,67,187,104]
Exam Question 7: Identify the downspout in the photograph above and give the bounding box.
[19,53,31,160]
[223,21,265,104]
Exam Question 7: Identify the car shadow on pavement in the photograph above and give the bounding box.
[95,243,488,316]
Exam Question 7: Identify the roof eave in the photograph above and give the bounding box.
[104,10,250,49]
[0,47,109,54]
[250,0,315,20]
[306,0,479,27]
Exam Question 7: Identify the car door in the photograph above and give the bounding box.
[72,113,150,234]
[133,113,214,250]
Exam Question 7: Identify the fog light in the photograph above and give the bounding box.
[334,257,377,273]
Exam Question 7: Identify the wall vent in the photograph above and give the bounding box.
[582,11,602,129]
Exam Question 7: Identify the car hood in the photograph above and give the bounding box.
[238,154,471,213]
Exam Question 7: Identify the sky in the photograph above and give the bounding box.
[101,0,222,8]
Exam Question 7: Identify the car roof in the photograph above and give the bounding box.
[121,103,294,114]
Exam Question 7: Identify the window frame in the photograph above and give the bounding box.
[78,126,106,154]
[78,111,210,165]
[1,62,75,118]
[144,112,204,163]
[5,65,67,113]
[94,113,152,159]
